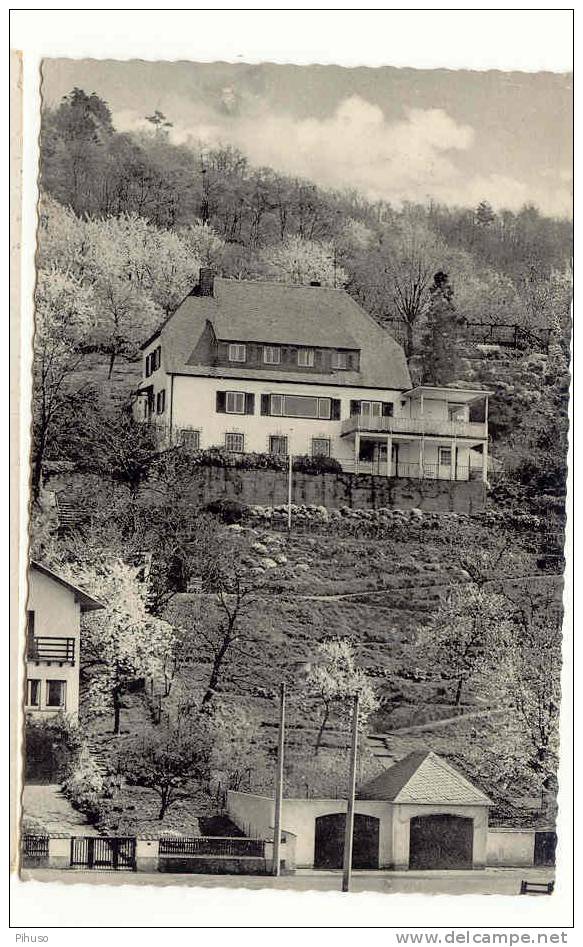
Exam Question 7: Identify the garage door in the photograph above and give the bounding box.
[409,814,473,869]
[314,813,380,869]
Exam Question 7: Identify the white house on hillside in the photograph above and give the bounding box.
[137,269,490,482]
[25,561,103,720]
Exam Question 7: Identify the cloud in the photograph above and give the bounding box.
[113,95,571,215]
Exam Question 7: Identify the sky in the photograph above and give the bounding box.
[42,59,573,218]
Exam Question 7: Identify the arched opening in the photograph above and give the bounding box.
[314,813,380,869]
[409,814,474,869]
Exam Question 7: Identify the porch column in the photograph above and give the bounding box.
[355,431,360,475]
[419,438,424,479]
[386,435,392,478]
[482,440,488,483]
[451,439,456,480]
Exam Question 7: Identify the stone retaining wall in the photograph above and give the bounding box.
[174,467,486,513]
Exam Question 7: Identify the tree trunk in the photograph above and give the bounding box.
[31,425,48,497]
[315,702,330,755]
[201,637,232,707]
[158,792,169,820]
[112,686,122,734]
[108,351,116,379]
[454,678,464,706]
[406,321,414,358]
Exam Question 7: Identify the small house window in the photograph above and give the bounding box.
[152,347,161,371]
[226,391,246,414]
[263,346,281,365]
[225,433,245,453]
[332,352,349,370]
[269,435,288,455]
[297,348,315,368]
[312,437,331,457]
[27,679,41,708]
[156,390,166,415]
[46,680,66,708]
[228,343,247,362]
[439,448,452,466]
[181,429,200,451]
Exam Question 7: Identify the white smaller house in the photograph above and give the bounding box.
[25,561,103,720]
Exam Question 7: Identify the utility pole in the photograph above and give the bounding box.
[287,448,293,532]
[342,691,360,893]
[272,682,286,876]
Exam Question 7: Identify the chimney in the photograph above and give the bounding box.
[199,267,215,297]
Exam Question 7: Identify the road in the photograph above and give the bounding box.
[21,866,554,896]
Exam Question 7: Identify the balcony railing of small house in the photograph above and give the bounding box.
[27,636,76,665]
[340,416,488,439]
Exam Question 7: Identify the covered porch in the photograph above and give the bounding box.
[340,432,487,482]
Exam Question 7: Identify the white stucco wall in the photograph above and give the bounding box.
[487,829,536,867]
[227,792,393,868]
[392,803,490,869]
[137,372,485,475]
[169,374,405,461]
[26,569,81,719]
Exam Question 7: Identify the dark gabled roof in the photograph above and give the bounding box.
[357,751,492,805]
[30,561,104,611]
[143,278,412,390]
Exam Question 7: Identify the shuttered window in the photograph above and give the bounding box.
[156,390,166,414]
[269,394,330,419]
[225,391,246,414]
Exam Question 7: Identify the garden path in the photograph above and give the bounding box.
[22,784,99,836]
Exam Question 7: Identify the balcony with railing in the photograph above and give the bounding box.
[27,636,76,665]
[339,460,483,481]
[340,414,488,440]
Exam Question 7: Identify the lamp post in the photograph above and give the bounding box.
[342,690,360,893]
[287,436,294,532]
[272,681,286,876]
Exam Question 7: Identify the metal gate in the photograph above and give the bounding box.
[70,837,136,871]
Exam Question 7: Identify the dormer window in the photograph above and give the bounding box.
[228,343,246,362]
[333,351,349,370]
[263,346,281,365]
[297,348,315,368]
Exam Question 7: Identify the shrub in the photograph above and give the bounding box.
[204,497,249,523]
[292,453,343,474]
[25,712,83,782]
[62,753,117,822]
